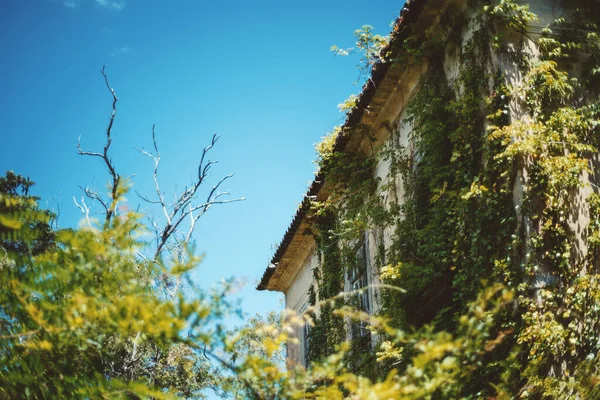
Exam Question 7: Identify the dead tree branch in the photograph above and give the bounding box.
[73,196,92,228]
[76,67,244,298]
[76,65,121,227]
[136,128,244,266]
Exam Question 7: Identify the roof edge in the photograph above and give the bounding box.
[257,0,427,292]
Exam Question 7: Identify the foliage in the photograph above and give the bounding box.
[219,312,287,398]
[3,0,600,398]
[314,126,343,167]
[331,25,390,85]
[0,171,55,259]
[331,24,390,127]
[46,66,245,397]
[0,175,245,398]
[303,0,600,397]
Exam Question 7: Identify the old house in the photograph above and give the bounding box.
[257,0,600,375]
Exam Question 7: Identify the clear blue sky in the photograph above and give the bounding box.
[1,0,402,319]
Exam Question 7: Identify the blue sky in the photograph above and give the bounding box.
[1,0,402,319]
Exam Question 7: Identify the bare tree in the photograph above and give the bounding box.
[69,65,247,396]
[76,65,244,296]
[76,66,121,228]
[135,126,244,263]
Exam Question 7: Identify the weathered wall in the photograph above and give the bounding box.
[281,0,600,372]
[284,248,318,367]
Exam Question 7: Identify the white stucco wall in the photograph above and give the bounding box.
[284,249,318,367]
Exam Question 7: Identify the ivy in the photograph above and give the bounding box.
[307,208,346,363]
[304,0,600,397]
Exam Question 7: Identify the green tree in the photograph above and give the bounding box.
[0,171,55,259]
[0,184,236,398]
[0,68,244,398]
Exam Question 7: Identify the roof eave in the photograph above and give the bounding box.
[257,0,427,292]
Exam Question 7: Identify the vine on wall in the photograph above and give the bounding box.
[305,0,600,397]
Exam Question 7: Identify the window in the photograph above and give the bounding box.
[303,320,310,367]
[299,302,311,367]
[348,236,371,342]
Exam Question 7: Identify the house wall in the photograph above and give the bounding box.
[493,1,600,293]
[280,0,597,368]
[355,0,566,341]
[369,107,415,317]
[284,248,318,368]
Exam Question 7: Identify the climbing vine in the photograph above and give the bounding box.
[308,127,387,368]
[304,0,600,397]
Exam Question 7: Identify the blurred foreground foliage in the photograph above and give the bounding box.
[0,189,506,398]
[0,172,228,398]
[2,172,598,399]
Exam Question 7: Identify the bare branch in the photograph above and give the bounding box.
[76,136,103,158]
[0,330,40,341]
[197,133,221,183]
[195,343,263,400]
[136,251,148,262]
[143,132,243,263]
[136,125,171,227]
[77,65,121,227]
[48,195,62,230]
[73,196,92,228]
[134,190,163,205]
[80,186,109,214]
